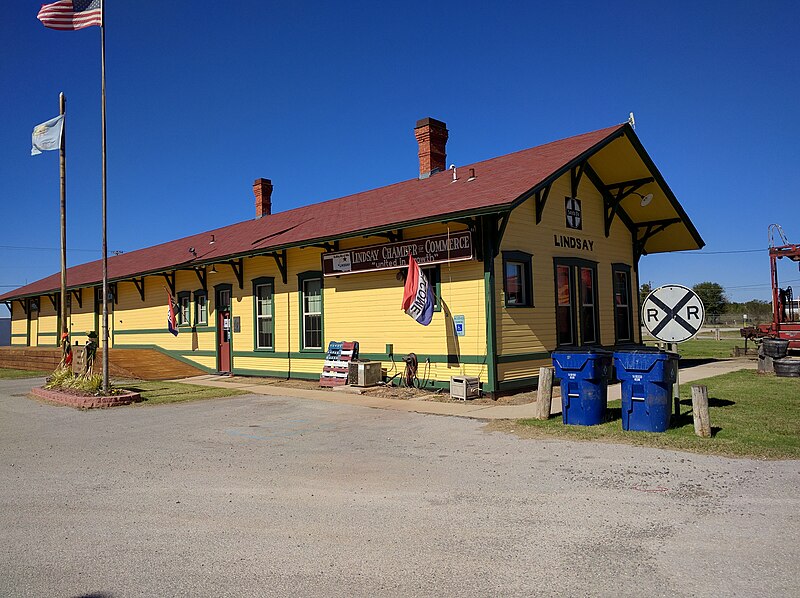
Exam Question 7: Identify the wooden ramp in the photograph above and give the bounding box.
[104,348,206,380]
[0,347,205,380]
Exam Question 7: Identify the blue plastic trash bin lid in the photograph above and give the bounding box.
[552,348,612,379]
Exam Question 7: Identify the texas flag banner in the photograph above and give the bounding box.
[401,255,434,326]
[166,289,179,336]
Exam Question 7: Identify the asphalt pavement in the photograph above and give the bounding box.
[1,376,797,597]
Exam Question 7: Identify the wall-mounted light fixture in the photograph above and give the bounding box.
[632,191,654,207]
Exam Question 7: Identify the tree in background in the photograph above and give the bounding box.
[639,282,652,313]
[692,282,729,317]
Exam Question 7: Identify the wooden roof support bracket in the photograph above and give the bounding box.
[468,218,484,261]
[368,230,403,243]
[534,184,552,224]
[633,218,682,261]
[2,301,10,312]
[228,259,244,289]
[584,164,644,237]
[313,241,339,252]
[192,268,206,293]
[162,271,176,296]
[271,250,287,285]
[494,212,511,257]
[131,277,146,301]
[47,293,58,311]
[570,162,587,198]
[71,289,82,309]
[18,299,28,315]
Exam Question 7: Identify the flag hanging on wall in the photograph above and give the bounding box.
[166,289,179,336]
[31,115,64,155]
[37,0,102,31]
[401,255,434,326]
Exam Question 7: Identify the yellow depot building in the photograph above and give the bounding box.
[1,118,703,394]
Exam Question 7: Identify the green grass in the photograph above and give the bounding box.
[120,380,247,405]
[512,370,800,460]
[0,368,50,379]
[645,338,743,359]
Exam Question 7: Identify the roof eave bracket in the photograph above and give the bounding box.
[634,218,682,262]
[271,251,287,285]
[132,277,146,301]
[228,259,244,290]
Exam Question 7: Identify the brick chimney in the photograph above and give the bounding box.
[414,117,448,179]
[253,178,273,218]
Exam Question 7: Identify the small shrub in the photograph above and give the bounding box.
[44,367,108,395]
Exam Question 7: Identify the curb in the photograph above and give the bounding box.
[30,387,142,409]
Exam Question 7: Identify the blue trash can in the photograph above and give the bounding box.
[613,349,680,432]
[552,349,612,426]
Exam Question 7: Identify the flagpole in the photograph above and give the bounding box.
[100,0,109,392]
[59,92,68,347]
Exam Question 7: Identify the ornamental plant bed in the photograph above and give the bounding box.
[30,386,142,409]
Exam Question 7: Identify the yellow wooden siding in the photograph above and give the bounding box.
[115,270,213,354]
[21,222,483,385]
[10,302,27,345]
[36,298,59,346]
[323,224,488,385]
[498,358,551,382]
[496,170,638,360]
[69,288,97,343]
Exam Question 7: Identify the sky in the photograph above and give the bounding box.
[1,1,799,319]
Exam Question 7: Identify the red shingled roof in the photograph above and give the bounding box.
[1,124,626,300]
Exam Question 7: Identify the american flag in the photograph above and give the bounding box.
[37,0,102,31]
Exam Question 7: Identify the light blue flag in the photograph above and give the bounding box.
[31,114,64,156]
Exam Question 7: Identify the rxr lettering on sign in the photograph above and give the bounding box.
[642,284,706,343]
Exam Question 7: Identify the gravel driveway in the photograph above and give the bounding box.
[1,377,797,597]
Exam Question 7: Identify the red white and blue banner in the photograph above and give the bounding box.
[401,255,434,326]
[166,290,178,336]
[37,0,102,31]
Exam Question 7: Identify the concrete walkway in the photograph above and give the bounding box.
[175,359,757,420]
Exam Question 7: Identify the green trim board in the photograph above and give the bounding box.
[10,333,27,338]
[114,326,216,335]
[231,349,490,365]
[496,351,551,364]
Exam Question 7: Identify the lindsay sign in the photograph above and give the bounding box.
[322,231,473,276]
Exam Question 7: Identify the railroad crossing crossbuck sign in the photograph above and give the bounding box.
[642,284,705,343]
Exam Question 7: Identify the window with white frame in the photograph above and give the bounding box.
[255,280,274,349]
[177,292,191,326]
[300,274,323,350]
[194,291,208,326]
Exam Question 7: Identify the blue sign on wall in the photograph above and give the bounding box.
[454,315,465,337]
